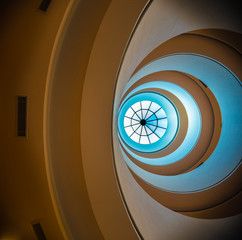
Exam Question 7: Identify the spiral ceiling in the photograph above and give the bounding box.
[114,29,242,219]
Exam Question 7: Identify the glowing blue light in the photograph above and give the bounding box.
[124,100,167,144]
[118,92,178,153]
[121,81,201,166]
[118,53,242,193]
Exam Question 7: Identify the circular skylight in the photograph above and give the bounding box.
[123,101,167,144]
[118,91,178,153]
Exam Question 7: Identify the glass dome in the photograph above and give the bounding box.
[118,91,178,153]
[124,101,167,144]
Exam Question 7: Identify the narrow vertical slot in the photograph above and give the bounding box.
[17,96,27,137]
[32,223,46,240]
[39,0,52,12]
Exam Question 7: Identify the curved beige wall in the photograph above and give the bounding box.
[44,0,110,239]
[80,1,149,239]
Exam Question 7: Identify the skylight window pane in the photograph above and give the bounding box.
[149,102,160,113]
[145,126,153,135]
[133,114,140,121]
[140,136,149,144]
[135,125,142,135]
[125,126,133,136]
[145,110,153,120]
[158,119,168,128]
[146,114,157,122]
[141,126,146,136]
[136,110,142,119]
[149,133,159,143]
[142,109,148,118]
[132,102,141,112]
[155,108,166,118]
[133,124,140,132]
[146,124,156,132]
[155,128,166,138]
[130,132,140,142]
[132,119,139,126]
[124,117,131,127]
[125,108,134,118]
[141,100,151,109]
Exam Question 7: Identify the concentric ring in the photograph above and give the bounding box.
[113,29,242,219]
[118,91,178,153]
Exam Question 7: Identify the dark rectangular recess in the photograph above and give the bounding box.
[17,96,27,137]
[32,223,46,240]
[39,0,52,12]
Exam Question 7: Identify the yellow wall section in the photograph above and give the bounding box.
[0,1,69,239]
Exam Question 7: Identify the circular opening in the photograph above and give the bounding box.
[123,101,167,144]
[118,91,179,153]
